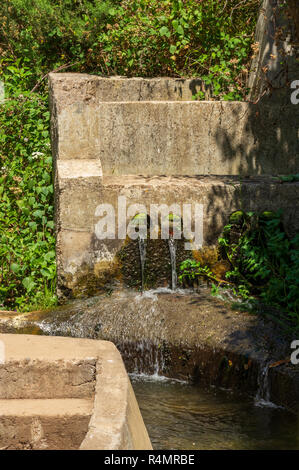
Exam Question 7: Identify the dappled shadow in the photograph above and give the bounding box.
[214,0,298,175]
[210,1,299,238]
[215,100,298,175]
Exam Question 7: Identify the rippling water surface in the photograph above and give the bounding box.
[132,377,299,450]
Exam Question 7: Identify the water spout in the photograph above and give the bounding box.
[168,238,177,290]
[138,236,147,291]
[256,363,270,403]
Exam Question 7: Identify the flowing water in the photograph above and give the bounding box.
[168,238,177,290]
[255,363,274,408]
[1,288,297,448]
[138,236,147,291]
[132,376,299,450]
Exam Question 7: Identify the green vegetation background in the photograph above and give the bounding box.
[1,0,260,311]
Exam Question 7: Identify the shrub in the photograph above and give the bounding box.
[219,211,299,331]
[180,211,299,333]
[0,65,56,311]
[0,0,260,98]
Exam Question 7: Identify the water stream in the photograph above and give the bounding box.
[1,287,297,449]
[138,236,147,291]
[132,376,299,450]
[168,238,177,290]
[255,363,278,408]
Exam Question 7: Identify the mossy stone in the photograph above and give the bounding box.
[229,211,245,225]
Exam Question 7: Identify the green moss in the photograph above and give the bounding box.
[62,260,122,300]
[166,214,181,222]
[131,213,148,225]
[259,211,276,221]
[229,211,245,225]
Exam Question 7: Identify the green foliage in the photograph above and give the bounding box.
[0,65,56,311]
[179,211,299,332]
[179,259,216,285]
[0,0,260,310]
[276,174,299,183]
[0,0,259,98]
[219,211,299,330]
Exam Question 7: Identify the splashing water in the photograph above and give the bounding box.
[255,363,280,408]
[168,238,177,290]
[138,236,147,291]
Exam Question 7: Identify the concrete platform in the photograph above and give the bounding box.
[0,334,152,450]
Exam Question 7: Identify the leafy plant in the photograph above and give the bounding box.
[0,64,56,311]
[179,259,220,285]
[219,211,299,330]
[179,211,299,333]
[0,0,259,98]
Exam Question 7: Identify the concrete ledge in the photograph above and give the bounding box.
[49,74,206,105]
[80,338,152,450]
[0,334,152,450]
[57,160,103,179]
[49,73,299,176]
[55,175,299,297]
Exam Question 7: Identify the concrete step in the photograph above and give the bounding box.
[0,334,102,399]
[0,398,93,450]
[0,398,93,416]
[0,359,97,399]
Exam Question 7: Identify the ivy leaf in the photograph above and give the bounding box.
[22,276,36,292]
[11,263,20,274]
[177,25,184,35]
[159,26,170,38]
[33,209,45,218]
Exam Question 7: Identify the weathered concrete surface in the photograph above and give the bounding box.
[248,0,299,103]
[55,175,299,298]
[0,359,96,399]
[49,73,298,298]
[49,75,206,104]
[1,290,298,414]
[0,334,152,450]
[50,74,298,176]
[0,399,92,450]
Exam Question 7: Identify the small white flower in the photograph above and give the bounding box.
[32,151,44,160]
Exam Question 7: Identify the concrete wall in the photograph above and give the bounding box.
[49,74,298,299]
[0,334,152,450]
[56,174,299,296]
[50,74,298,176]
[248,0,299,103]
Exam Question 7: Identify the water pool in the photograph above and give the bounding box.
[132,377,299,450]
